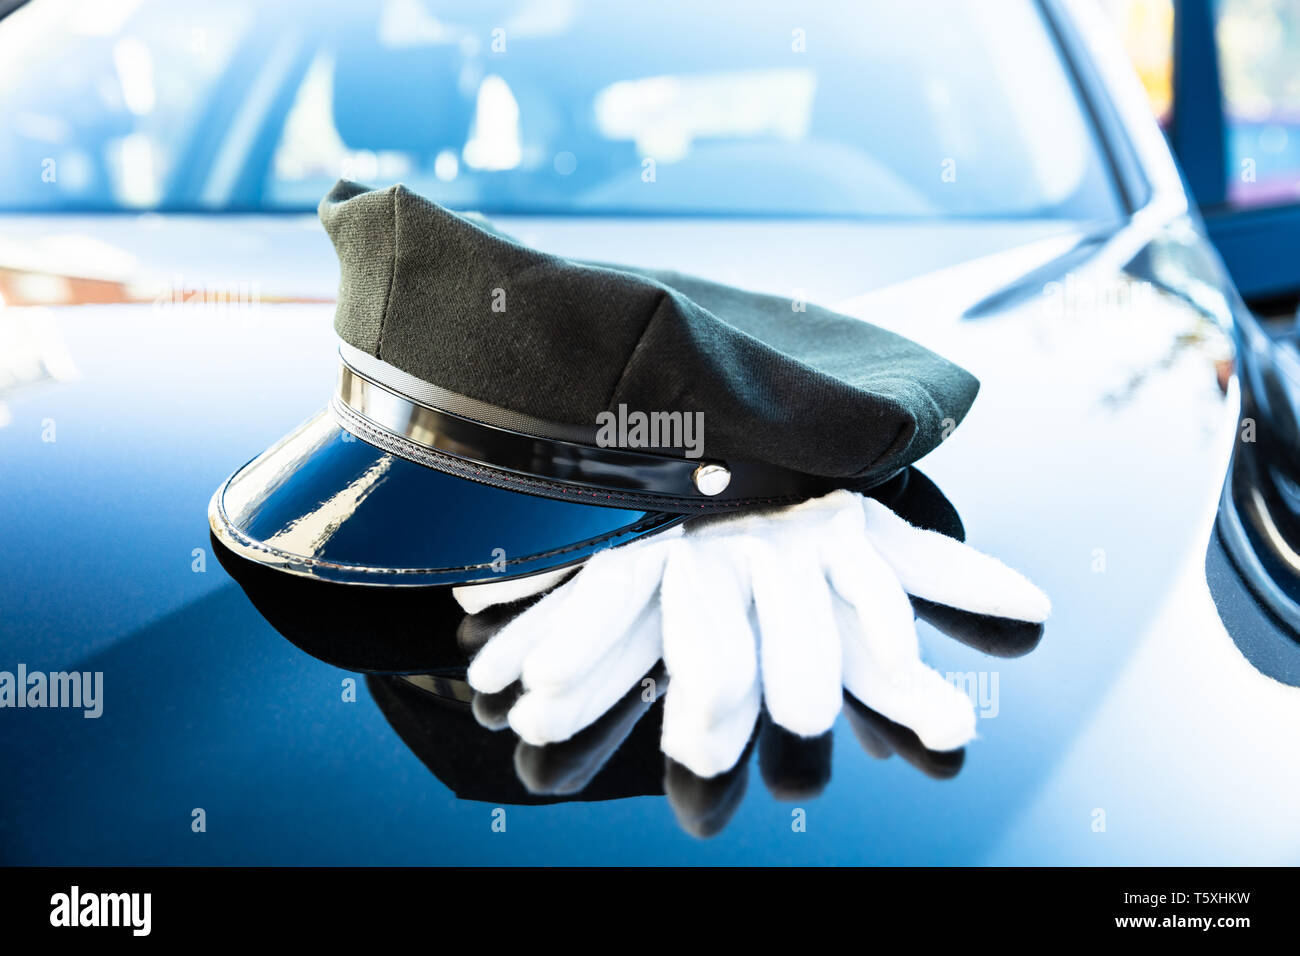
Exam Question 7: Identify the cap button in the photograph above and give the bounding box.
[692,462,731,496]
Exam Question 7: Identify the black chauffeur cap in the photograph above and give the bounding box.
[208,180,978,586]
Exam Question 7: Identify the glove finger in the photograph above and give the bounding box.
[520,534,673,695]
[465,531,668,695]
[661,671,761,779]
[861,498,1051,623]
[452,564,575,615]
[465,586,569,693]
[822,508,920,673]
[660,536,758,727]
[835,592,976,752]
[508,604,662,745]
[749,538,842,737]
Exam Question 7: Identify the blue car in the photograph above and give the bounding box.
[0,0,1296,877]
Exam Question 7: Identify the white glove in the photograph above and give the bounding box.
[454,489,1050,779]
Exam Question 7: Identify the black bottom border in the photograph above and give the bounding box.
[0,865,1282,939]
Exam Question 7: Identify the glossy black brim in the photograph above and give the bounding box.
[208,409,684,586]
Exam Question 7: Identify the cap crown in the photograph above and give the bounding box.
[320,180,978,480]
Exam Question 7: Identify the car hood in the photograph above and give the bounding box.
[3,211,1295,865]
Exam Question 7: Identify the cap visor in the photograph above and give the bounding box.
[209,410,683,586]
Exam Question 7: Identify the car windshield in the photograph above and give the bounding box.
[0,0,1121,219]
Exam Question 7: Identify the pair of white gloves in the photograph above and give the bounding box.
[453,489,1050,779]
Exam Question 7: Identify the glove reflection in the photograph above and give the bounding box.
[368,658,986,838]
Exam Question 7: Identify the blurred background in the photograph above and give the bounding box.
[1113,0,1299,212]
[0,0,1297,309]
[1109,0,1300,310]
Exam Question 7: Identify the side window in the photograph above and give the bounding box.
[1106,0,1175,127]
[1112,0,1300,302]
[1218,0,1300,208]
